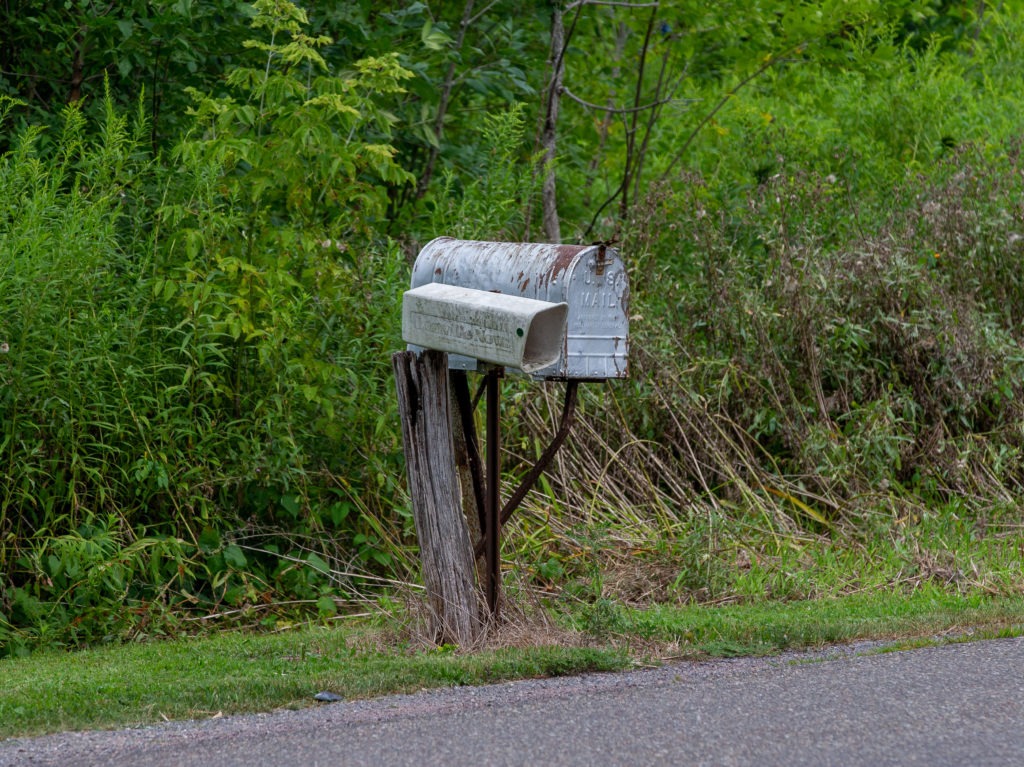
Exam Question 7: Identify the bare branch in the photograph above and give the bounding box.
[583,19,628,203]
[541,5,571,242]
[415,0,477,200]
[584,176,627,238]
[0,69,70,83]
[566,0,660,9]
[560,85,692,114]
[582,43,693,238]
[632,40,673,206]
[618,7,658,222]
[466,0,502,28]
[657,48,801,185]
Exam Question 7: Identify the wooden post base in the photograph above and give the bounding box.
[392,350,480,644]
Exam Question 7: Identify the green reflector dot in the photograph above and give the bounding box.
[516,327,524,337]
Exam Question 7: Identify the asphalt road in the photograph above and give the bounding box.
[3,636,1023,767]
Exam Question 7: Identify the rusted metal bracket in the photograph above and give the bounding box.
[471,380,579,560]
[455,373,580,616]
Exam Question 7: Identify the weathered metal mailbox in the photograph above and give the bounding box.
[396,238,630,630]
[409,237,629,380]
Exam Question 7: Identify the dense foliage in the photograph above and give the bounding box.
[3,0,1024,655]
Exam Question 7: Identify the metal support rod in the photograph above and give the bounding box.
[498,380,578,530]
[474,380,579,560]
[485,368,502,616]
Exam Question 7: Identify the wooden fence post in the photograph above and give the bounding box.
[392,349,480,644]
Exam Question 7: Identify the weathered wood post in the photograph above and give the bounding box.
[392,349,480,644]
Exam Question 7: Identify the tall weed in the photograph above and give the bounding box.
[428,102,540,242]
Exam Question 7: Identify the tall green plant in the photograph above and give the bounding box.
[152,0,414,507]
[2,2,423,655]
[430,102,540,241]
[0,89,150,533]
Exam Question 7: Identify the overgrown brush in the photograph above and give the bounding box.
[634,152,1024,503]
[498,143,1024,611]
[6,0,1024,656]
[0,1,419,656]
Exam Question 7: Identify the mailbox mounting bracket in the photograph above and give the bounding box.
[452,370,580,615]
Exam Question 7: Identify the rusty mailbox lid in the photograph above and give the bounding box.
[411,237,629,380]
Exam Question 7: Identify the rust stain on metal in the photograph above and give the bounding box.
[516,269,530,293]
[477,241,506,259]
[533,244,583,288]
[554,244,586,263]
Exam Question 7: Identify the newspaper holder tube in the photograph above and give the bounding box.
[401,282,568,375]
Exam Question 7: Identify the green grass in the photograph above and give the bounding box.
[0,619,627,739]
[3,590,1022,740]
[614,589,1024,657]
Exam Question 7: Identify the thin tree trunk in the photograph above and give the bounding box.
[618,8,657,224]
[393,350,480,645]
[631,43,672,210]
[541,5,566,243]
[69,25,87,103]
[972,1,1002,46]
[584,20,629,209]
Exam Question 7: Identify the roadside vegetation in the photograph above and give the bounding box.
[3,591,1022,738]
[2,0,1024,703]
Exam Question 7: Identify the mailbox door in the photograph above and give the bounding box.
[549,247,629,381]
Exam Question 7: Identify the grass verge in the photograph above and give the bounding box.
[605,588,1024,657]
[0,621,625,740]
[3,589,1022,740]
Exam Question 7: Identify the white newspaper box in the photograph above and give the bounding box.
[402,283,568,374]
